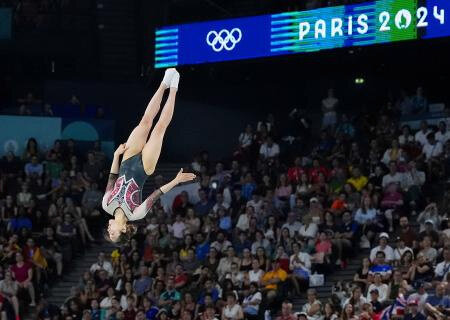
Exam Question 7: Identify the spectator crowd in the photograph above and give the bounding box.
[0,85,449,320]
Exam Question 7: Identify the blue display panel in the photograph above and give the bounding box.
[154,0,450,68]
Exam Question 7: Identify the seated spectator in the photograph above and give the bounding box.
[347,167,368,192]
[261,260,287,304]
[242,282,261,317]
[355,198,378,248]
[435,121,450,144]
[408,252,433,288]
[417,203,441,233]
[301,288,323,320]
[434,247,450,281]
[17,183,33,208]
[159,276,181,310]
[0,270,20,319]
[393,237,413,266]
[424,283,450,319]
[404,298,426,320]
[343,286,367,315]
[90,252,114,277]
[134,266,152,296]
[414,121,432,147]
[221,293,243,320]
[402,161,425,214]
[217,247,240,281]
[421,133,443,162]
[259,136,280,162]
[10,252,36,307]
[370,233,394,263]
[369,251,393,281]
[381,162,404,190]
[418,235,437,264]
[276,301,297,320]
[366,273,389,303]
[382,139,406,165]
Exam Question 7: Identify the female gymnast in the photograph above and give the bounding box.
[102,68,196,245]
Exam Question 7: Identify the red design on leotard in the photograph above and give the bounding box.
[107,175,141,213]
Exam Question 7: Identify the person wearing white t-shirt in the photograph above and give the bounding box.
[422,133,443,162]
[248,259,265,285]
[435,248,450,281]
[90,252,114,277]
[222,293,244,320]
[435,121,450,144]
[242,283,262,317]
[171,215,186,240]
[414,121,432,147]
[366,273,389,302]
[370,233,394,263]
[259,136,280,159]
[382,162,404,190]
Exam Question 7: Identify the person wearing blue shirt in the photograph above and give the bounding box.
[195,233,210,261]
[369,251,393,281]
[232,232,252,256]
[8,214,32,232]
[197,279,220,305]
[425,283,450,319]
[218,209,232,232]
[194,189,213,216]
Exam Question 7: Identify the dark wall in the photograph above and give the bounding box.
[44,80,256,162]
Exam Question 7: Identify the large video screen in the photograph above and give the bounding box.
[154,0,450,68]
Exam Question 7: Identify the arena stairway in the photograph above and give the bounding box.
[45,242,116,308]
[290,249,370,312]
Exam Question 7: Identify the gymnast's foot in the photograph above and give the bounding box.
[162,68,177,88]
[170,70,180,89]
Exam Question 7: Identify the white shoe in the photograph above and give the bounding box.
[162,68,177,87]
[170,70,180,89]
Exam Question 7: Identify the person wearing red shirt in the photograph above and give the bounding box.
[174,264,188,290]
[308,159,329,184]
[123,296,137,320]
[10,252,36,307]
[276,301,297,320]
[287,157,306,184]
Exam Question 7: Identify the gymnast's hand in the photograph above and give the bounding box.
[114,143,128,157]
[175,168,196,184]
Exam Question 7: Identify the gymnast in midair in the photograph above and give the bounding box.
[102,68,196,244]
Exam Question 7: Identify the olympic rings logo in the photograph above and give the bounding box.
[206,28,242,52]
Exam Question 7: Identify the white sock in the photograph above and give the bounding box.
[162,68,176,87]
[170,71,180,89]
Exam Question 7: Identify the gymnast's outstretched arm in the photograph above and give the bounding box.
[130,169,196,221]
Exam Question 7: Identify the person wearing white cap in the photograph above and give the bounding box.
[417,202,441,232]
[369,233,394,263]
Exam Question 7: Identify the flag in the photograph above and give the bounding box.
[379,294,407,320]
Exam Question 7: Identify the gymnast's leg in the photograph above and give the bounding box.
[122,68,176,161]
[142,71,179,175]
